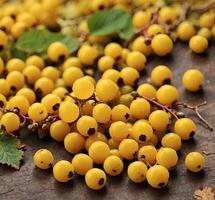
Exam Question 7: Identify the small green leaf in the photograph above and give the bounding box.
[16,28,79,55]
[0,132,24,169]
[118,16,134,40]
[87,9,134,40]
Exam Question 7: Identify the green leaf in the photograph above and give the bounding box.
[0,132,24,169]
[87,9,134,40]
[118,16,134,40]
[16,28,79,55]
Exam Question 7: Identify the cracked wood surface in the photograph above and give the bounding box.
[0,42,215,200]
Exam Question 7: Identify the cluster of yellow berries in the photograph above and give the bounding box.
[0,0,211,192]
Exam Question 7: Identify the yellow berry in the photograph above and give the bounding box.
[72,153,93,175]
[182,69,204,92]
[33,149,54,170]
[53,160,74,183]
[146,165,169,188]
[189,35,208,54]
[127,161,148,183]
[85,168,107,190]
[185,152,205,173]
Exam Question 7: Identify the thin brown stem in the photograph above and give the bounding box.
[175,101,213,131]
[131,92,179,119]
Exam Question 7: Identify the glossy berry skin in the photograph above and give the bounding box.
[85,168,107,190]
[88,141,110,164]
[8,95,30,115]
[137,83,157,99]
[185,152,205,173]
[23,65,41,85]
[199,11,215,29]
[47,42,69,62]
[130,98,151,119]
[127,161,148,183]
[174,118,197,140]
[6,71,25,92]
[182,69,204,92]
[11,22,26,39]
[50,120,70,142]
[161,133,182,151]
[63,57,82,70]
[118,139,138,160]
[126,51,147,71]
[189,35,208,54]
[95,79,119,102]
[26,55,45,70]
[41,66,60,82]
[6,58,25,72]
[64,132,85,154]
[133,11,151,28]
[149,110,170,132]
[28,103,48,122]
[151,65,173,86]
[156,85,179,105]
[78,45,98,65]
[72,153,93,175]
[77,116,98,137]
[104,43,122,59]
[177,21,196,41]
[109,121,129,142]
[0,112,20,133]
[111,104,131,122]
[156,148,178,170]
[41,94,61,114]
[103,155,124,176]
[110,149,123,160]
[98,56,115,72]
[120,67,140,85]
[151,34,173,56]
[92,103,111,124]
[138,145,157,166]
[132,120,154,143]
[73,78,94,100]
[0,79,10,97]
[159,7,177,24]
[53,160,74,183]
[34,77,54,97]
[33,149,54,170]
[131,36,152,56]
[85,132,108,151]
[63,67,84,87]
[59,101,80,123]
[146,165,169,189]
[52,87,68,100]
[147,24,164,36]
[102,69,120,83]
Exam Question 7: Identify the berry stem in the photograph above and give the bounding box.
[131,92,179,119]
[175,101,213,131]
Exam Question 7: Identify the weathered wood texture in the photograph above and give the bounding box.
[0,42,215,200]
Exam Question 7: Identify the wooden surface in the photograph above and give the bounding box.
[0,42,215,200]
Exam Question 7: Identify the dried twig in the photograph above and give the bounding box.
[131,92,179,119]
[175,101,213,131]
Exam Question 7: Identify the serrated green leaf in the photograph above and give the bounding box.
[0,132,24,169]
[16,28,79,55]
[87,9,134,40]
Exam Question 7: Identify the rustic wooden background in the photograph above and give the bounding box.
[0,42,214,200]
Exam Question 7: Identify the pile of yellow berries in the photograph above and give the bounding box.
[0,0,213,191]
